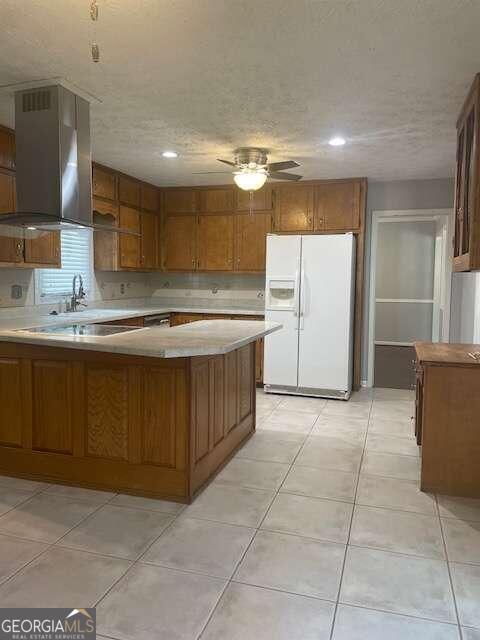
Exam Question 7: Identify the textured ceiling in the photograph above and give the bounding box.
[0,0,479,186]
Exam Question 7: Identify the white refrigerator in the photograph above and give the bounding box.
[263,233,355,399]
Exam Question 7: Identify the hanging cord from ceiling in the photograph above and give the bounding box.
[90,0,100,63]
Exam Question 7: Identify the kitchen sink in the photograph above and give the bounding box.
[19,324,142,337]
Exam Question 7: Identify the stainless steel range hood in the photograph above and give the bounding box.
[0,85,134,237]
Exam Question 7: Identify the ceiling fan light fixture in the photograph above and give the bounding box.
[233,169,267,191]
[328,136,346,147]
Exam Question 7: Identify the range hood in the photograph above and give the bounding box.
[0,84,135,237]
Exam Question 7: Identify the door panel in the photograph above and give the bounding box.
[200,188,234,212]
[316,181,361,231]
[298,234,355,392]
[141,210,158,269]
[92,166,116,200]
[234,212,271,271]
[140,184,158,212]
[274,185,314,231]
[24,232,61,266]
[164,190,197,213]
[164,215,197,271]
[0,172,23,263]
[0,358,23,447]
[119,205,141,268]
[235,187,272,211]
[197,214,233,271]
[119,176,140,206]
[263,235,301,387]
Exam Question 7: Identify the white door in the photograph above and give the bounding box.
[263,235,301,388]
[298,234,355,393]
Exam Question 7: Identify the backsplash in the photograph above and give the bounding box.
[0,269,152,311]
[0,269,265,312]
[150,272,265,301]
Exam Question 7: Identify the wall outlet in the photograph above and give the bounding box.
[11,285,23,300]
[120,283,125,295]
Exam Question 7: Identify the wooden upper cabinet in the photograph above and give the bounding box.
[234,212,271,271]
[164,214,197,271]
[273,185,314,231]
[140,184,158,212]
[199,188,234,213]
[119,175,140,207]
[0,129,15,171]
[119,205,141,268]
[235,186,273,211]
[24,232,61,266]
[0,172,23,264]
[164,189,198,214]
[453,74,480,271]
[197,214,234,271]
[315,180,362,231]
[140,210,158,269]
[92,166,116,201]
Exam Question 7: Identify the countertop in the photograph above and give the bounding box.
[415,342,480,366]
[0,300,265,332]
[0,320,280,359]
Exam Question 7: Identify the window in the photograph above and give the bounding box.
[35,229,93,303]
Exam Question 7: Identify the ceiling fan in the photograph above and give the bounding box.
[193,147,302,191]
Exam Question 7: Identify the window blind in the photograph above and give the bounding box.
[36,229,93,300]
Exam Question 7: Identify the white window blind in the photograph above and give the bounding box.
[36,229,93,301]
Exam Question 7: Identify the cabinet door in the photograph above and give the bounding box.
[199,188,234,212]
[119,205,141,268]
[316,181,361,231]
[170,313,205,326]
[140,184,158,212]
[164,189,197,213]
[140,210,158,269]
[93,198,119,270]
[197,214,234,271]
[164,214,197,271]
[24,232,61,266]
[0,173,23,263]
[119,176,140,207]
[235,187,273,211]
[234,212,271,271]
[0,129,15,171]
[461,105,476,257]
[274,185,314,231]
[92,166,116,201]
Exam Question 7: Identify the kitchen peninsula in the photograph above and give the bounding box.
[0,319,280,503]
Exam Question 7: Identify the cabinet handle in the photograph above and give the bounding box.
[317,217,324,226]
[307,216,312,225]
[191,258,195,267]
[16,242,23,256]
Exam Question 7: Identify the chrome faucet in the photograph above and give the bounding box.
[70,274,87,312]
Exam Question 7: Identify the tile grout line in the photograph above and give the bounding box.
[328,395,373,640]
[436,494,465,640]
[196,396,327,640]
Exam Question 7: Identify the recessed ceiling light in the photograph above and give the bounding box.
[329,136,346,147]
[162,151,178,158]
[27,226,37,230]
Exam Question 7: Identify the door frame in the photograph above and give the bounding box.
[367,208,453,387]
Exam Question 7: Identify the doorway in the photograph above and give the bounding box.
[368,210,453,389]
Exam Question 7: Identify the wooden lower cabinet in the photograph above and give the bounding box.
[415,342,480,497]
[0,341,256,503]
[170,312,265,384]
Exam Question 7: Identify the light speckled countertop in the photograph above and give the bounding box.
[0,319,280,359]
[0,300,265,331]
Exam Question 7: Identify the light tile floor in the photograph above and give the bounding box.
[0,387,479,639]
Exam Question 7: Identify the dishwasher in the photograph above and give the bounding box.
[143,313,170,328]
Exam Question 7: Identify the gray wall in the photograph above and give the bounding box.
[362,178,455,383]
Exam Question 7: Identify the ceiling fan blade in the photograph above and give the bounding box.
[192,171,232,174]
[268,171,302,181]
[217,158,237,167]
[267,160,300,171]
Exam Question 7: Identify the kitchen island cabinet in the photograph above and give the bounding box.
[0,319,278,503]
[415,341,480,497]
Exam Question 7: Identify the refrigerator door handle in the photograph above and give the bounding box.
[293,264,300,319]
[299,260,306,330]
